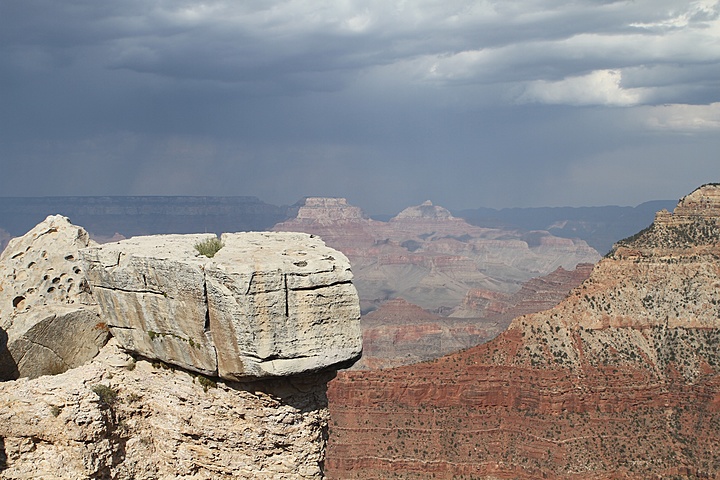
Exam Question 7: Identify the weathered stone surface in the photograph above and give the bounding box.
[81,232,362,380]
[0,215,108,380]
[326,184,720,479]
[0,339,332,479]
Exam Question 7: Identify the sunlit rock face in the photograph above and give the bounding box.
[81,231,362,380]
[326,184,720,479]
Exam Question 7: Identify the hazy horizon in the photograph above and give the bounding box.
[0,192,680,218]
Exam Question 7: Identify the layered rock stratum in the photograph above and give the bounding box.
[0,217,363,479]
[352,298,502,370]
[354,264,592,370]
[0,196,293,241]
[274,198,600,314]
[450,263,594,321]
[326,183,720,479]
[81,232,362,380]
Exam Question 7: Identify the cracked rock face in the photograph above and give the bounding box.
[80,232,362,380]
[0,215,109,380]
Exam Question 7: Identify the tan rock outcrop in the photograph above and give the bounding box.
[0,339,332,480]
[81,232,362,380]
[0,215,109,380]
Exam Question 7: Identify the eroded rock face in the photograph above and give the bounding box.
[0,339,332,480]
[326,184,720,479]
[81,232,362,380]
[0,215,109,380]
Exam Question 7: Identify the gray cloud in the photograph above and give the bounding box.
[0,0,718,214]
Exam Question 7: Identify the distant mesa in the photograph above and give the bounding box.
[275,197,601,314]
[293,197,368,225]
[0,196,294,241]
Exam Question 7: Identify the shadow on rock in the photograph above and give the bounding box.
[0,328,18,382]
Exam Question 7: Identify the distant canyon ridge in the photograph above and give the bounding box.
[0,195,674,368]
[0,195,674,255]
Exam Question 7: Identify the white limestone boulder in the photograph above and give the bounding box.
[80,232,362,380]
[0,215,109,380]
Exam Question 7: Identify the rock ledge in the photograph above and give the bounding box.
[81,231,362,380]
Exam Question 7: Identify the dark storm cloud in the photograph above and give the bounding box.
[0,0,718,213]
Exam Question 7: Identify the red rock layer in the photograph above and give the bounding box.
[452,263,593,320]
[355,262,593,370]
[326,184,720,479]
[354,299,504,370]
[328,343,720,479]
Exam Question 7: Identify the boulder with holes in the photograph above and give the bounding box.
[0,215,110,380]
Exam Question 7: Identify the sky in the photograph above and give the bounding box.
[1,0,719,215]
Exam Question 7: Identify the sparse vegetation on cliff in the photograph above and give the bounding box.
[327,184,720,479]
[92,384,119,406]
[194,237,224,258]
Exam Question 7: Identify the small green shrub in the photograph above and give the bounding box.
[193,374,217,392]
[194,237,224,258]
[92,384,119,406]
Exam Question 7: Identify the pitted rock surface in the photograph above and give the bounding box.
[0,215,108,380]
[81,232,362,380]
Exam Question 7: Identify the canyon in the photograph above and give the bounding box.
[326,183,720,479]
[273,198,600,314]
[355,264,593,370]
[274,198,598,370]
[0,192,693,478]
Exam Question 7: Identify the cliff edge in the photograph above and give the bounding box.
[0,217,362,479]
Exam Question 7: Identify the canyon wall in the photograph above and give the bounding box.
[355,263,592,370]
[326,184,720,479]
